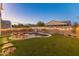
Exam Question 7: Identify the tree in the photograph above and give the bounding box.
[12,23,24,28]
[36,21,45,27]
[18,23,24,27]
[12,24,18,28]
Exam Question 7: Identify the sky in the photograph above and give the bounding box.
[2,3,79,24]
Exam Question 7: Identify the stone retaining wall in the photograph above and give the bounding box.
[76,27,79,38]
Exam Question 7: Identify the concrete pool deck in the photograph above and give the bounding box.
[10,32,52,40]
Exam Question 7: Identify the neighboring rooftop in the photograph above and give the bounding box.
[46,20,71,26]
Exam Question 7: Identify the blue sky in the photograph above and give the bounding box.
[2,3,79,24]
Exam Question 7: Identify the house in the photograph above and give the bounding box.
[46,20,71,27]
[0,20,12,29]
[0,20,12,36]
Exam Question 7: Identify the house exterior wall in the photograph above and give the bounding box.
[0,20,12,36]
[1,20,12,29]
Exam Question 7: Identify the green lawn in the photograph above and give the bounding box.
[0,37,2,45]
[0,37,2,55]
[8,34,79,56]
